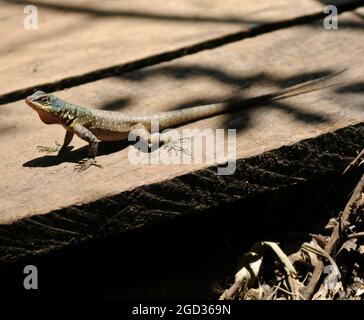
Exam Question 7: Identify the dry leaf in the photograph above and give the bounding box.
[289,250,303,264]
[337,238,357,256]
[310,234,328,249]
[358,245,364,255]
[221,241,301,300]
[355,288,364,297]
[325,218,338,231]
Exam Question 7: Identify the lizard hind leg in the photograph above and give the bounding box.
[74,158,103,173]
[161,136,191,155]
[129,125,190,155]
[155,131,191,155]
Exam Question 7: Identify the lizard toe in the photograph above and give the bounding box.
[74,158,103,173]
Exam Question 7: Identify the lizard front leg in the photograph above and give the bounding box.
[72,124,103,173]
[37,130,74,155]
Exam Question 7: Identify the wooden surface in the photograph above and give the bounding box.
[0,0,358,98]
[1,124,363,263]
[1,8,364,223]
[0,1,363,261]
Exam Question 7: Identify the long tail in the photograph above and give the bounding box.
[151,68,347,129]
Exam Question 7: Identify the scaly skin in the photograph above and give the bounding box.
[25,70,344,172]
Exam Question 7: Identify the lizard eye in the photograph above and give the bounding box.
[40,96,50,104]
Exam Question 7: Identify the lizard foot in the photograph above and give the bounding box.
[74,158,103,173]
[37,141,61,154]
[162,137,191,155]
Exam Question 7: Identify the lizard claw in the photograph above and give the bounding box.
[74,158,103,173]
[162,138,191,156]
[37,140,62,154]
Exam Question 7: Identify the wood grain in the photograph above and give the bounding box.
[0,0,354,96]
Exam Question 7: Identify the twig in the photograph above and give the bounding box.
[267,282,282,300]
[347,231,364,239]
[343,148,364,176]
[303,172,364,299]
[273,285,297,297]
[219,281,242,300]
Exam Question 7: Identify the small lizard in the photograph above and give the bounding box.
[25,71,344,172]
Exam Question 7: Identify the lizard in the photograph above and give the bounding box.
[25,70,345,173]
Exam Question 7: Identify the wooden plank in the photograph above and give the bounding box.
[1,9,363,227]
[0,124,363,263]
[0,0,357,97]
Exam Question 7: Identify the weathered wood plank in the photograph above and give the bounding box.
[0,123,363,263]
[1,9,363,226]
[0,0,358,97]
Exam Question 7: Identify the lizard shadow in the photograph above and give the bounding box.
[22,141,132,168]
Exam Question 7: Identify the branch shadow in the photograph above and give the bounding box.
[121,64,268,91]
[98,97,133,111]
[219,98,330,132]
[335,81,364,93]
[337,20,364,29]
[313,0,364,28]
[118,64,341,132]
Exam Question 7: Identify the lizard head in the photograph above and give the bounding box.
[25,91,64,113]
[25,91,66,124]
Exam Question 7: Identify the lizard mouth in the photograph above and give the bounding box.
[25,99,61,124]
[25,98,43,111]
[25,98,36,108]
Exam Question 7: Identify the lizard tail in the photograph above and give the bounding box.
[154,68,347,129]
